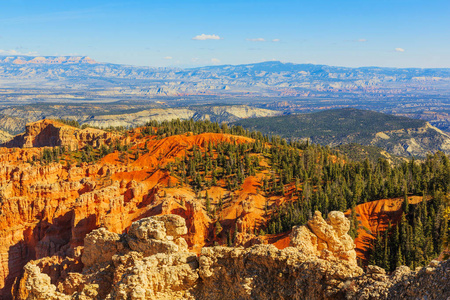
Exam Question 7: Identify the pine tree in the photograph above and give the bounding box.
[215,221,223,237]
[402,189,409,214]
[349,206,359,239]
[414,217,426,267]
[383,226,390,271]
[232,222,238,244]
[396,247,404,268]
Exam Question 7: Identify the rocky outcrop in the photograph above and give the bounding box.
[1,119,115,149]
[197,244,362,300]
[14,212,449,300]
[290,211,357,264]
[347,260,450,299]
[14,215,199,300]
[372,122,450,157]
[125,215,188,257]
[81,228,124,268]
[0,130,12,144]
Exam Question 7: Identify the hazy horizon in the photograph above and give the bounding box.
[2,55,450,70]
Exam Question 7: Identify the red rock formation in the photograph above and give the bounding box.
[1,120,115,149]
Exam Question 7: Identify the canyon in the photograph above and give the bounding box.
[0,119,447,299]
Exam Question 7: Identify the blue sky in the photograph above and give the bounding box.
[0,0,449,68]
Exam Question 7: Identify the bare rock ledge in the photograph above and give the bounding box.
[13,212,450,300]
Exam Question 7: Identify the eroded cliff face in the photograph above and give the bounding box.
[0,164,188,299]
[0,121,253,299]
[13,213,450,300]
[1,119,115,149]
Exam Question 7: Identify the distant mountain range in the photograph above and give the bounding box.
[0,56,97,65]
[1,56,449,97]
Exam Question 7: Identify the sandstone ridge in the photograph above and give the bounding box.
[1,119,115,149]
[14,212,450,300]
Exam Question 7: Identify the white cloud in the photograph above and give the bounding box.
[357,39,367,42]
[192,34,221,40]
[211,58,221,64]
[272,39,280,42]
[395,48,405,52]
[164,56,173,60]
[246,38,265,42]
[0,49,38,56]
